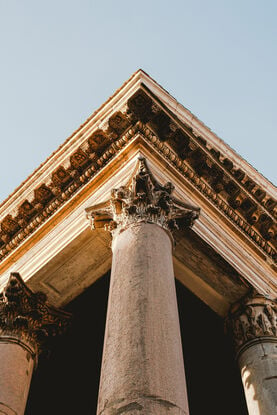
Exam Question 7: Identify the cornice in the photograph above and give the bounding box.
[0,78,276,272]
[0,69,145,214]
[141,125,276,259]
[139,72,276,198]
[1,70,275,210]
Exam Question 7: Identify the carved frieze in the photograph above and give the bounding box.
[127,90,153,122]
[52,166,73,190]
[0,86,276,263]
[86,157,200,238]
[1,215,20,237]
[108,111,131,138]
[226,293,277,354]
[70,148,90,172]
[0,273,70,353]
[87,129,110,156]
[34,184,54,209]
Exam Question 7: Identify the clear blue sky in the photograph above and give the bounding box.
[0,0,276,203]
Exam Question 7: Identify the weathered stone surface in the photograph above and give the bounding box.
[0,340,35,415]
[97,223,189,415]
[86,158,197,414]
[238,341,277,415]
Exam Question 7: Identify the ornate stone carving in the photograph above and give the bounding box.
[108,111,131,138]
[88,129,110,155]
[86,157,200,238]
[70,148,90,172]
[0,273,70,353]
[0,86,276,262]
[1,215,20,236]
[226,293,277,354]
[52,166,73,190]
[127,90,153,122]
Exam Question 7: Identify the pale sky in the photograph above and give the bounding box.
[0,0,276,203]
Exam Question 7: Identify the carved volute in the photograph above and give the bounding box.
[86,157,200,239]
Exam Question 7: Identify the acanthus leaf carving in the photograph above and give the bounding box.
[0,272,71,354]
[86,157,200,238]
[226,293,277,354]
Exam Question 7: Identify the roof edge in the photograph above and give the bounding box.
[1,69,276,215]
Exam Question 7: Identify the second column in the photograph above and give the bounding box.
[86,157,200,415]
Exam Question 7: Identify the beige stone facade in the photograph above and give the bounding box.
[0,70,276,414]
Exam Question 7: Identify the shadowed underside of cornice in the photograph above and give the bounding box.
[0,83,276,266]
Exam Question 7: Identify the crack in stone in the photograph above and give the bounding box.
[264,375,277,381]
[0,402,17,415]
[115,402,143,413]
[143,394,187,411]
[99,394,187,414]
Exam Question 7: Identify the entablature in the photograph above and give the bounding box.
[0,70,276,314]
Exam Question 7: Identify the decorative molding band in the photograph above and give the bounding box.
[0,89,275,263]
[0,273,70,354]
[0,335,37,359]
[140,125,276,260]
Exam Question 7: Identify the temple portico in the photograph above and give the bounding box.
[0,71,275,414]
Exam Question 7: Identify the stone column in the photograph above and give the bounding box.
[0,272,70,415]
[86,157,200,415]
[227,293,277,415]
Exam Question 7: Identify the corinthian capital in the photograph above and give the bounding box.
[226,293,277,354]
[0,272,70,353]
[86,157,200,236]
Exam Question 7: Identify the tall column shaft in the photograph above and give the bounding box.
[238,340,277,415]
[97,223,189,414]
[0,338,36,415]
